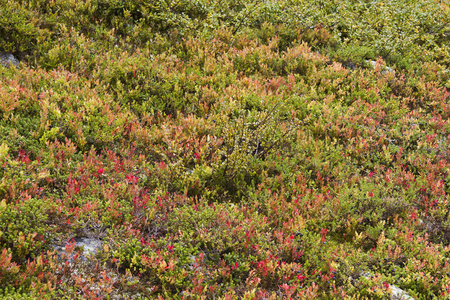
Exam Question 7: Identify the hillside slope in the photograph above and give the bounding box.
[0,0,450,298]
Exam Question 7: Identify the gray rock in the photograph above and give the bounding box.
[359,271,415,300]
[0,52,19,68]
[389,284,415,300]
[366,59,394,76]
[75,237,103,256]
[51,237,103,262]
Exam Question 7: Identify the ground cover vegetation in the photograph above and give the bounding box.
[0,0,450,298]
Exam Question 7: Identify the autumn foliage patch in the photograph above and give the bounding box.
[0,0,450,298]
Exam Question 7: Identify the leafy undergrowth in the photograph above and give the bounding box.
[0,0,450,299]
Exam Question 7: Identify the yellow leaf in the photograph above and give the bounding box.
[160,260,167,270]
[0,142,9,162]
[131,252,138,265]
[377,231,386,246]
[355,231,364,243]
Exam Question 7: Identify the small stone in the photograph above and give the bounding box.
[359,271,415,300]
[0,52,19,68]
[366,59,394,76]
